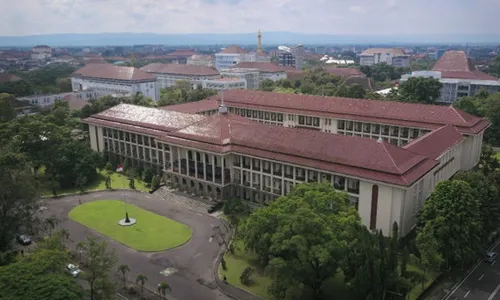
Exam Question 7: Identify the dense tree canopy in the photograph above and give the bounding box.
[359,63,407,82]
[417,180,482,269]
[0,93,16,123]
[242,183,359,298]
[395,77,443,104]
[157,80,217,106]
[0,147,39,251]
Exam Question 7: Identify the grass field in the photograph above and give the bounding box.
[69,200,192,251]
[496,152,500,161]
[38,168,149,196]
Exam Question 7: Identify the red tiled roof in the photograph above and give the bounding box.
[73,64,156,81]
[286,70,307,80]
[164,99,219,114]
[166,49,198,57]
[140,63,219,76]
[162,90,489,134]
[432,51,498,80]
[0,73,21,83]
[326,68,365,78]
[62,94,88,110]
[403,124,464,159]
[232,62,286,73]
[361,48,406,56]
[86,109,438,186]
[220,46,248,54]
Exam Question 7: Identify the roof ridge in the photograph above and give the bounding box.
[380,142,403,174]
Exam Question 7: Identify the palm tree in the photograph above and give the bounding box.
[76,241,86,262]
[136,274,148,300]
[59,228,70,246]
[44,215,59,235]
[117,264,130,288]
[157,282,171,300]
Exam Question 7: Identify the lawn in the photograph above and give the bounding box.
[218,239,273,299]
[69,200,192,251]
[37,167,149,196]
[496,152,500,161]
[407,264,438,300]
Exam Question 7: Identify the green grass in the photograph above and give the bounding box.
[37,168,149,196]
[219,239,273,299]
[69,200,192,251]
[407,264,438,300]
[495,152,500,161]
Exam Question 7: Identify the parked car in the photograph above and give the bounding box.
[484,251,498,263]
[207,202,223,214]
[16,235,32,246]
[67,263,82,277]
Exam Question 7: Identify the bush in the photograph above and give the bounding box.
[240,266,254,285]
[142,168,154,183]
[134,167,143,179]
[129,176,135,189]
[127,286,137,295]
[223,198,246,216]
[104,162,113,174]
[105,176,111,189]
[151,175,160,191]
[221,257,227,270]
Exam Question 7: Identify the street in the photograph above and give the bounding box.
[444,240,500,300]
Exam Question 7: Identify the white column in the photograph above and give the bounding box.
[221,157,225,185]
[211,155,215,183]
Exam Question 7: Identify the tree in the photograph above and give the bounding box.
[129,174,136,190]
[136,274,148,300]
[479,144,500,176]
[44,215,59,236]
[0,247,84,300]
[81,237,117,300]
[397,77,443,104]
[0,93,16,123]
[415,223,445,286]
[242,183,359,298]
[117,264,130,288]
[0,147,39,251]
[157,282,171,300]
[151,175,160,190]
[417,180,482,269]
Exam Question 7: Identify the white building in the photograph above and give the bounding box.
[31,45,52,60]
[219,68,260,89]
[187,55,215,68]
[202,77,247,91]
[215,46,257,70]
[360,48,409,67]
[400,51,500,104]
[19,91,95,108]
[140,63,220,89]
[84,90,488,237]
[71,64,160,101]
[231,62,287,82]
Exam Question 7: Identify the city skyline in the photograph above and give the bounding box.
[2,0,500,37]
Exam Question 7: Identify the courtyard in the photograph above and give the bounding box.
[69,200,192,251]
[41,190,232,300]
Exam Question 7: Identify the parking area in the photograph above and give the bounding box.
[40,190,231,300]
[444,240,500,300]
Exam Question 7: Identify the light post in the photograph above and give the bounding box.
[383,290,405,300]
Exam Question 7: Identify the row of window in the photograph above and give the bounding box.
[103,129,167,150]
[338,120,428,139]
[103,138,163,165]
[227,107,285,122]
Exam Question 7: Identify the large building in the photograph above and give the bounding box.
[360,48,409,67]
[140,63,220,89]
[278,45,304,70]
[187,55,215,68]
[400,51,500,104]
[231,62,287,82]
[215,46,257,70]
[71,64,160,101]
[219,68,261,89]
[83,90,488,237]
[201,77,247,91]
[31,45,52,60]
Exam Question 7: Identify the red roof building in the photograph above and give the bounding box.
[140,63,220,89]
[83,89,488,236]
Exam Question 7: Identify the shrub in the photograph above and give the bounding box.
[104,162,113,174]
[221,257,227,270]
[127,286,137,295]
[105,176,111,189]
[129,176,135,189]
[142,168,154,183]
[240,266,254,285]
[151,175,160,190]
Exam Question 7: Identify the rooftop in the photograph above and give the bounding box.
[73,64,156,81]
[84,105,442,186]
[231,62,286,73]
[360,48,406,57]
[166,49,198,57]
[0,73,21,83]
[162,90,488,134]
[325,68,365,78]
[140,63,219,76]
[403,124,464,159]
[219,46,248,54]
[432,51,498,81]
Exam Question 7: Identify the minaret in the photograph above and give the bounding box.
[257,30,262,52]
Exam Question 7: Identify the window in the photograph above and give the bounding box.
[354,122,362,132]
[338,120,345,130]
[277,114,283,122]
[346,121,353,130]
[265,112,270,120]
[334,176,345,190]
[298,116,305,124]
[313,117,320,127]
[371,124,380,134]
[347,178,360,194]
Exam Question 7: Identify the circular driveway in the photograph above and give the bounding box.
[41,190,231,300]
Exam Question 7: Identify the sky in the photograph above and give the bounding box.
[2,0,500,36]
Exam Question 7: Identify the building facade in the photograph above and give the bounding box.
[187,55,215,68]
[231,62,287,82]
[19,91,95,107]
[71,64,160,101]
[84,91,488,237]
[215,46,257,70]
[140,63,220,89]
[400,51,500,103]
[31,45,52,60]
[278,45,304,70]
[202,78,247,90]
[360,48,409,67]
[219,68,260,89]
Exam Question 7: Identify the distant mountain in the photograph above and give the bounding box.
[0,32,499,47]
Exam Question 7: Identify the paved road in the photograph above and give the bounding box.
[40,190,232,300]
[444,240,500,300]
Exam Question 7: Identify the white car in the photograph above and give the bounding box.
[67,263,82,277]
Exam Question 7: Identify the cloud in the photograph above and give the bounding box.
[349,5,367,14]
[1,0,498,36]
